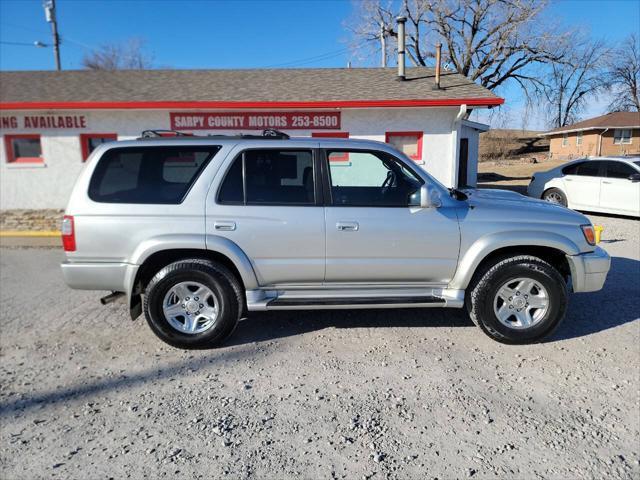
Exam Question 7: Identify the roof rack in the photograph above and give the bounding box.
[136,129,290,140]
[139,129,193,138]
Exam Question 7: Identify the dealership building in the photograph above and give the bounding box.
[0,67,502,209]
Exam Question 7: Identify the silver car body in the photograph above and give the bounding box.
[61,137,610,316]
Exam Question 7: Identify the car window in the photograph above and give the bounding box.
[603,161,636,179]
[562,162,583,175]
[218,149,315,205]
[326,150,422,207]
[217,154,244,204]
[89,146,219,204]
[574,161,602,177]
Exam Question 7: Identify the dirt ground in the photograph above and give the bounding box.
[0,213,638,480]
[478,158,566,194]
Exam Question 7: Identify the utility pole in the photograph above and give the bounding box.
[43,0,61,70]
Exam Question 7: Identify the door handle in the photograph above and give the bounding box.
[565,178,573,182]
[602,181,612,184]
[214,221,236,231]
[336,221,359,231]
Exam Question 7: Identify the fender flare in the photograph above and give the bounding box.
[126,234,259,318]
[450,230,580,290]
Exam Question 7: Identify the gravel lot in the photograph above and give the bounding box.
[1,214,638,480]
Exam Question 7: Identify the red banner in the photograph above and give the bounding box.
[170,111,341,130]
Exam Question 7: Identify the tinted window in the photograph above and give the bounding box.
[563,161,601,177]
[575,161,602,177]
[89,146,219,204]
[217,149,315,205]
[217,156,244,204]
[603,161,636,179]
[562,162,583,175]
[327,150,422,206]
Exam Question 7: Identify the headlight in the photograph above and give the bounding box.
[581,224,596,246]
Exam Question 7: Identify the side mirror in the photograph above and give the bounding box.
[410,185,441,208]
[629,173,640,182]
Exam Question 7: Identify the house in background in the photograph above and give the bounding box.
[541,111,640,159]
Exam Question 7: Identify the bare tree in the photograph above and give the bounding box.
[605,34,640,112]
[541,37,608,128]
[349,0,567,94]
[82,38,154,70]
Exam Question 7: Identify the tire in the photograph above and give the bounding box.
[542,188,567,207]
[143,259,243,349]
[465,255,567,344]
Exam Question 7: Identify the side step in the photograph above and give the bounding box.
[245,288,464,311]
[267,296,444,308]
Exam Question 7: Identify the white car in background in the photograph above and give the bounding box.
[527,156,640,217]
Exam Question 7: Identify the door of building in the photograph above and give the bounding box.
[458,138,469,188]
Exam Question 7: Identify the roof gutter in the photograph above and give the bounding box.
[539,125,639,136]
[0,98,504,111]
[597,128,609,156]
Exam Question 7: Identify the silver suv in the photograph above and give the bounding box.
[61,130,610,348]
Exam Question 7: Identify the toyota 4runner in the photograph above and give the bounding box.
[61,130,611,348]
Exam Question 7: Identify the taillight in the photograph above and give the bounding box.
[61,215,76,252]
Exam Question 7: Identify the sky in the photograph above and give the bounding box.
[0,0,639,129]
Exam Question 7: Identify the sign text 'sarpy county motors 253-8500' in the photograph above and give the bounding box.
[170,111,341,130]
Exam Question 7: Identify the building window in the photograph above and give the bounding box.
[4,134,43,164]
[576,131,583,146]
[385,131,423,161]
[80,133,118,161]
[561,134,568,147]
[614,129,632,145]
[312,132,349,162]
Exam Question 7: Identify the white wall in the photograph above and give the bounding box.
[0,107,471,209]
[460,124,481,188]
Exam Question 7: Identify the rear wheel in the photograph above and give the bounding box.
[466,255,567,344]
[143,259,243,349]
[542,188,567,207]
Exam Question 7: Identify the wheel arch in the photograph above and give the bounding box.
[127,235,258,319]
[451,232,577,291]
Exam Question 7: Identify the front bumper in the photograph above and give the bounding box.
[566,247,611,293]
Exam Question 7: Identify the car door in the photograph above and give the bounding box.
[322,148,460,284]
[600,160,640,215]
[562,160,603,209]
[207,146,325,286]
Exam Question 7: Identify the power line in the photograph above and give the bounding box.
[263,44,361,68]
[0,41,42,47]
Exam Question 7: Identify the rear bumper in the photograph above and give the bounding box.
[566,247,611,293]
[526,181,542,198]
[61,260,138,293]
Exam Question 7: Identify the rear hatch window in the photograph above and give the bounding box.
[88,146,220,204]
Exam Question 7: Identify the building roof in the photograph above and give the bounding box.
[0,67,503,110]
[541,111,640,136]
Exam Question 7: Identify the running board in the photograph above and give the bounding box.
[246,288,464,311]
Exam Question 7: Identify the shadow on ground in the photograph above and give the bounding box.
[1,258,636,418]
[551,256,640,341]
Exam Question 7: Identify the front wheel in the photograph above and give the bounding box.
[466,255,568,344]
